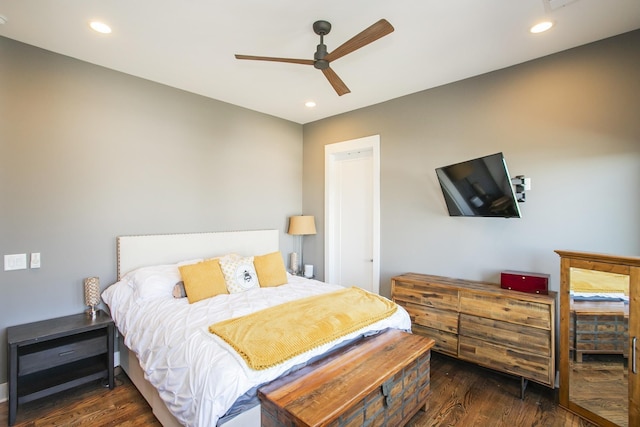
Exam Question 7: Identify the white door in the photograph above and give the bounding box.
[325,135,380,294]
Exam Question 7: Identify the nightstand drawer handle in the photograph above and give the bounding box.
[59,350,75,357]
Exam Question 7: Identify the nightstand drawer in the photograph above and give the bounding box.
[19,332,107,375]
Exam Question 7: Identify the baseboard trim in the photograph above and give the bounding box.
[0,351,121,404]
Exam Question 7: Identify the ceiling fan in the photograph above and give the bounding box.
[235,19,394,96]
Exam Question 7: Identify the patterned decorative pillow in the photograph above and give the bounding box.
[219,254,261,293]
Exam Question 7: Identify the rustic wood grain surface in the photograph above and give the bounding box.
[1,355,596,426]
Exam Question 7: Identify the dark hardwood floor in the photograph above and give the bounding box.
[569,355,627,427]
[408,354,595,427]
[0,369,161,427]
[1,354,595,426]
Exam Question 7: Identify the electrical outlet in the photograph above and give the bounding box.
[30,252,41,269]
[4,254,27,271]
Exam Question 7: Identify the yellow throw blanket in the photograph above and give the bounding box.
[570,268,629,295]
[209,287,398,370]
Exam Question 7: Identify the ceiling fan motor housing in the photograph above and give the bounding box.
[314,43,329,69]
[313,21,331,69]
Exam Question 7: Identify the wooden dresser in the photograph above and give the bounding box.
[391,273,556,395]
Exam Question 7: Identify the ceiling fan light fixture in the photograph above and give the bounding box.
[90,21,112,34]
[530,21,554,34]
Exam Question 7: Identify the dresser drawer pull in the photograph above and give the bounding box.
[59,350,75,357]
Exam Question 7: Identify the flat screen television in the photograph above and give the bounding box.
[435,152,521,218]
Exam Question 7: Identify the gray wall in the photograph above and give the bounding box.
[2,29,639,387]
[303,30,640,297]
[0,37,303,384]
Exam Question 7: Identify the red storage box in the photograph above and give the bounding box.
[500,270,549,294]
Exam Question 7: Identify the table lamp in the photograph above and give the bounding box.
[287,215,316,274]
[84,276,100,319]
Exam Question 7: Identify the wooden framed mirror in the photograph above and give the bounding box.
[556,250,639,427]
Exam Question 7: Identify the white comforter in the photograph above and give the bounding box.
[102,274,411,426]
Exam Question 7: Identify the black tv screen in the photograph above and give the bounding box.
[435,152,521,218]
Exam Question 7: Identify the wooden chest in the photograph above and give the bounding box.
[258,329,434,427]
[571,300,629,362]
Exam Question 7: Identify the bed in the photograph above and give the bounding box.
[101,229,412,427]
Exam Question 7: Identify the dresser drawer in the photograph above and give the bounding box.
[400,301,458,334]
[392,279,459,311]
[412,324,458,356]
[19,332,107,375]
[459,314,551,357]
[458,336,552,386]
[459,292,551,330]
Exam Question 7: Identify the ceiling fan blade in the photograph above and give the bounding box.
[324,19,394,63]
[322,67,351,96]
[235,54,314,66]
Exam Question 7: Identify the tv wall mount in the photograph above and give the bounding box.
[511,176,531,202]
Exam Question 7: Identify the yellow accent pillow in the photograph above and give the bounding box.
[254,251,288,287]
[179,259,228,304]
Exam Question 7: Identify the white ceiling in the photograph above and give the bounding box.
[1,0,638,124]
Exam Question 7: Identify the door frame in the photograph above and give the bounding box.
[324,135,380,293]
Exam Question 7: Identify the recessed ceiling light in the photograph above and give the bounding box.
[305,101,317,108]
[89,21,112,34]
[530,21,554,34]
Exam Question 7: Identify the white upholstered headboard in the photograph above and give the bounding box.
[116,229,279,280]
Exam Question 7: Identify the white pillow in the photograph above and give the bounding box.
[124,259,201,301]
[219,254,260,293]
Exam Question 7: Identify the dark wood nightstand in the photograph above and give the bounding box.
[6,310,115,426]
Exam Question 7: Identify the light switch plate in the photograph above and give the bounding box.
[30,252,41,268]
[4,254,27,271]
